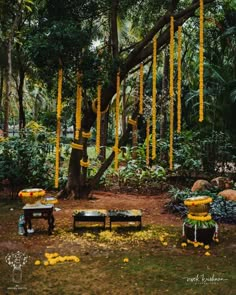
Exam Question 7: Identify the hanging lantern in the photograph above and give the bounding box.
[55,67,63,188]
[152,35,157,160]
[177,26,182,134]
[169,16,174,171]
[199,0,204,122]
[96,82,102,154]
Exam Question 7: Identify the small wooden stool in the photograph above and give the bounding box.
[108,210,142,231]
[73,209,108,231]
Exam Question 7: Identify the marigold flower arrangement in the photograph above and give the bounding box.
[182,195,219,245]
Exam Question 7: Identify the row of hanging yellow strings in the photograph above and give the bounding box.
[55,1,204,183]
[54,67,63,188]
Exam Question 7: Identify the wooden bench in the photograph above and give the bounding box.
[108,210,142,231]
[72,209,108,231]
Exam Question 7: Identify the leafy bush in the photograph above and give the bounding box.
[0,127,56,191]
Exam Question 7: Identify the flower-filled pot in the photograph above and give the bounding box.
[184,223,216,244]
[18,188,46,205]
[184,196,212,215]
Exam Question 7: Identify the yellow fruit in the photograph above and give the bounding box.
[34,260,41,266]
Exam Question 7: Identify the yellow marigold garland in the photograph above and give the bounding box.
[80,159,90,168]
[184,197,212,206]
[152,36,157,160]
[128,118,137,126]
[187,213,212,221]
[75,72,82,140]
[146,118,150,165]
[92,99,109,114]
[71,142,83,150]
[177,26,182,133]
[96,82,101,154]
[55,67,63,188]
[82,131,91,138]
[114,71,120,171]
[199,0,204,122]
[139,63,144,115]
[169,16,174,170]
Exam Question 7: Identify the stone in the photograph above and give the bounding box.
[191,179,212,192]
[218,189,236,201]
[211,177,233,190]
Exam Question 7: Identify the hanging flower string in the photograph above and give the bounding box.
[80,159,90,168]
[139,63,144,115]
[75,72,82,140]
[152,36,157,160]
[146,118,150,165]
[71,142,83,150]
[55,66,63,188]
[82,131,91,138]
[114,70,120,171]
[169,16,174,171]
[177,26,182,133]
[128,118,137,126]
[96,82,102,154]
[199,0,204,122]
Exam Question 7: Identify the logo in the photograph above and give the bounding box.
[5,251,28,284]
[184,273,228,285]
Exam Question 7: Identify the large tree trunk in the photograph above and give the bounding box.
[99,110,109,161]
[18,66,26,130]
[0,68,4,126]
[61,0,215,199]
[4,39,13,137]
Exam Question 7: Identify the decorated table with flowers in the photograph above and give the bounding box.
[18,188,58,236]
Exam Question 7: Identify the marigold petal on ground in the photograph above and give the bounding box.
[205,251,211,256]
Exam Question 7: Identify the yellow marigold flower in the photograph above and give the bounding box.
[44,261,49,266]
[34,260,41,266]
[204,245,210,250]
[123,258,129,263]
[181,243,187,247]
[162,242,168,246]
[159,237,164,242]
[193,242,199,248]
[205,251,211,256]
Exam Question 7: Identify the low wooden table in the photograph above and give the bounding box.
[23,204,55,236]
[73,210,107,231]
[109,210,142,230]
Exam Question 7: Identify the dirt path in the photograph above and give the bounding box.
[56,190,182,227]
